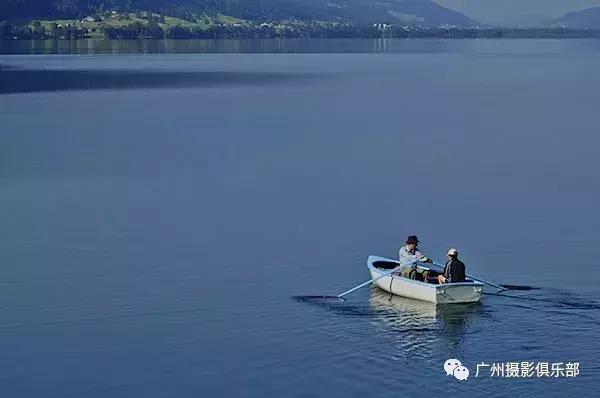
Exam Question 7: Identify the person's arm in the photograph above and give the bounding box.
[443,262,451,279]
[415,249,433,263]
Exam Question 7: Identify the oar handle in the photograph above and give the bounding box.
[430,261,505,291]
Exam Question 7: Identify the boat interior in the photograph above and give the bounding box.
[373,261,401,269]
[372,260,476,284]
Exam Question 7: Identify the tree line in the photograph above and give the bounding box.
[1,21,88,40]
[3,19,600,40]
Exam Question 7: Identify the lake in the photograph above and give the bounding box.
[1,39,599,397]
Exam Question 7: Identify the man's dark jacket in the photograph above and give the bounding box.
[444,258,466,283]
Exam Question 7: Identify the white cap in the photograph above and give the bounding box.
[447,248,458,256]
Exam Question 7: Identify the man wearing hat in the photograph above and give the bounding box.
[398,235,433,281]
[437,248,466,284]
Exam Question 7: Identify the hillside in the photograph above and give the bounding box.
[551,6,600,29]
[1,0,478,27]
[385,0,477,26]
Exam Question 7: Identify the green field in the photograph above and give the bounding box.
[30,12,245,38]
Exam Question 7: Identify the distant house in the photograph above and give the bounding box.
[374,23,391,30]
[81,16,95,23]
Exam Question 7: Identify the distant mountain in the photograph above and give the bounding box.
[0,0,479,27]
[384,0,478,27]
[505,14,549,28]
[283,0,479,26]
[550,6,600,29]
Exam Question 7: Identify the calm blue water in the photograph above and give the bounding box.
[1,39,599,397]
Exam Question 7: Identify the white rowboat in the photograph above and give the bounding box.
[367,255,483,304]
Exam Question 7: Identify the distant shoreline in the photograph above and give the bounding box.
[3,29,600,41]
[3,14,600,41]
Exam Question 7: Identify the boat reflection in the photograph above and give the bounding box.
[369,287,485,357]
[370,288,438,325]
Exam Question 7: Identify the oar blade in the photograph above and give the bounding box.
[292,295,341,299]
[292,295,346,302]
[500,284,539,291]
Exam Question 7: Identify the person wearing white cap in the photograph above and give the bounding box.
[437,248,466,284]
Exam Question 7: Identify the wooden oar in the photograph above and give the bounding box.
[430,261,506,291]
[336,267,402,299]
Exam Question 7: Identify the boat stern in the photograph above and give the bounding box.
[435,283,483,304]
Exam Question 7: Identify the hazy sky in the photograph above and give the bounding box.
[435,0,600,24]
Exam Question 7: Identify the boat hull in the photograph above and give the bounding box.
[368,255,483,304]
